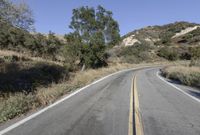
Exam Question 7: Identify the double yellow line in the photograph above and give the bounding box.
[129,75,144,135]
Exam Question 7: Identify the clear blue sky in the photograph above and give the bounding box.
[13,0,200,36]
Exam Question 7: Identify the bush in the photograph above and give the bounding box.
[119,43,153,63]
[0,19,64,61]
[0,62,68,94]
[122,55,140,64]
[0,94,38,123]
[190,46,200,59]
[189,47,200,66]
[157,47,179,61]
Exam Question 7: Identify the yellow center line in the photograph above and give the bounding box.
[129,76,134,135]
[129,74,144,135]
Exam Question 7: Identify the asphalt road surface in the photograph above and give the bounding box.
[137,68,200,135]
[0,67,200,135]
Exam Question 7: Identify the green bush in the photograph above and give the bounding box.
[119,43,153,63]
[0,94,39,123]
[0,19,64,61]
[122,55,140,64]
[157,47,179,61]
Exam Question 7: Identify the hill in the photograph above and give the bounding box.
[108,21,200,63]
[122,21,199,46]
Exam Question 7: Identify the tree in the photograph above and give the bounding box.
[0,0,34,31]
[95,6,120,46]
[63,33,82,70]
[65,5,120,69]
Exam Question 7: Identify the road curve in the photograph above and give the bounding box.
[0,67,200,135]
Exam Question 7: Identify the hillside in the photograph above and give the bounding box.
[121,21,199,46]
[108,21,200,63]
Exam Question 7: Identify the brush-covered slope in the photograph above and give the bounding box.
[122,21,199,46]
[108,21,200,63]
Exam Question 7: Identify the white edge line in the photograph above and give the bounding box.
[0,66,151,135]
[156,71,200,103]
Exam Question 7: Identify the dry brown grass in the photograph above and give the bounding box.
[163,65,200,74]
[162,65,200,87]
[0,50,63,66]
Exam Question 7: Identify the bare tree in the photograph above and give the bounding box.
[0,0,34,31]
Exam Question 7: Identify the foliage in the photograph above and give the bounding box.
[0,0,34,31]
[63,33,82,70]
[190,46,200,60]
[0,94,38,123]
[189,46,200,66]
[157,47,179,61]
[64,5,120,69]
[0,19,63,60]
[0,62,68,93]
[119,43,153,63]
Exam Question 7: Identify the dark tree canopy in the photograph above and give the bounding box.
[65,5,120,69]
[69,5,120,46]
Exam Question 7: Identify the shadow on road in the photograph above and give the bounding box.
[188,90,200,99]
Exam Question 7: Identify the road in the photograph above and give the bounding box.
[137,68,200,135]
[0,67,200,135]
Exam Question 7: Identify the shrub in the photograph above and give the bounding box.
[0,94,39,123]
[0,62,68,94]
[157,47,179,61]
[0,19,64,61]
[119,43,153,63]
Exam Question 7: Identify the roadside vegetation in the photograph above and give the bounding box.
[161,65,200,88]
[161,46,200,88]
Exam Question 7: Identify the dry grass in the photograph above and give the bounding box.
[162,65,200,87]
[0,61,170,123]
[163,65,200,74]
[0,50,63,66]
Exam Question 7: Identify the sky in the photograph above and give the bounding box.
[12,0,200,36]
